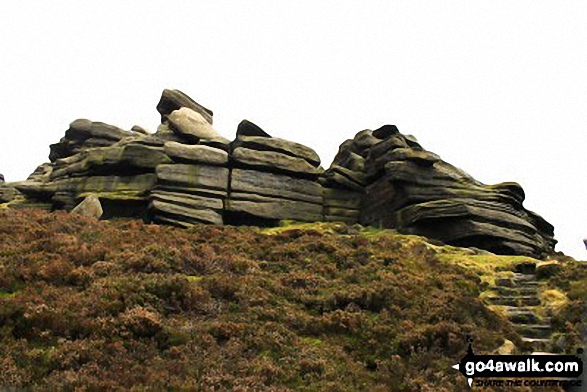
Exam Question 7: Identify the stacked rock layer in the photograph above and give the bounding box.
[3,89,556,258]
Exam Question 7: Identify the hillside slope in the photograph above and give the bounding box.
[0,210,584,391]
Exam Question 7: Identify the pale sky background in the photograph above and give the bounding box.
[0,1,585,259]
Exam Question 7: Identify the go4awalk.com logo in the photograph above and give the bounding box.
[451,338,583,389]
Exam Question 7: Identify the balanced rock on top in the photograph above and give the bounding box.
[167,107,221,142]
[157,88,214,125]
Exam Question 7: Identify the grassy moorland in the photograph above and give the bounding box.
[0,210,584,391]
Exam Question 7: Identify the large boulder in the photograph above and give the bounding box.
[167,108,221,142]
[236,120,271,138]
[156,89,213,125]
[71,194,103,220]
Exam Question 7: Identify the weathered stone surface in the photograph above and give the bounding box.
[66,120,131,142]
[351,130,381,157]
[233,147,321,178]
[403,134,422,150]
[236,120,271,138]
[131,125,150,135]
[167,108,221,142]
[164,142,228,166]
[71,194,103,219]
[231,169,322,204]
[227,193,322,222]
[150,199,223,225]
[372,124,399,139]
[199,136,231,152]
[151,190,223,210]
[320,170,364,191]
[366,148,441,181]
[333,150,365,172]
[154,123,185,143]
[324,207,359,219]
[157,89,213,124]
[323,188,362,210]
[329,165,366,186]
[16,174,157,197]
[234,136,321,167]
[324,214,359,224]
[51,145,171,179]
[155,185,226,199]
[49,119,140,162]
[368,135,410,159]
[156,164,229,191]
[386,148,440,166]
[115,135,166,148]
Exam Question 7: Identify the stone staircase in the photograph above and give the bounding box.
[490,268,555,353]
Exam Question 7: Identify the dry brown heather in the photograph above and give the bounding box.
[0,210,584,391]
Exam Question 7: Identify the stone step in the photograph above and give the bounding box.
[514,324,553,339]
[521,337,552,351]
[505,309,541,324]
[514,262,537,274]
[495,277,540,288]
[495,286,538,296]
[495,277,516,287]
[515,280,539,286]
[488,296,541,307]
[512,273,537,280]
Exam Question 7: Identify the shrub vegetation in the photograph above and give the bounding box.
[0,210,580,390]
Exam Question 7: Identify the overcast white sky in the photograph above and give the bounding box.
[0,1,585,259]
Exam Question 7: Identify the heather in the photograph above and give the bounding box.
[0,209,573,391]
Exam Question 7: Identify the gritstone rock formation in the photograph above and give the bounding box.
[326,126,556,258]
[2,89,556,258]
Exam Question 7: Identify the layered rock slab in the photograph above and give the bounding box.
[337,126,556,258]
[226,120,324,224]
[228,168,323,223]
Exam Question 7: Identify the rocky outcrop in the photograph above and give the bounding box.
[2,89,556,258]
[327,126,555,258]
